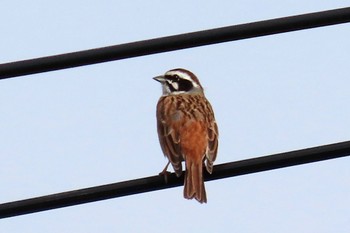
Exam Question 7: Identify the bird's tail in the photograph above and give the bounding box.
[183,159,207,203]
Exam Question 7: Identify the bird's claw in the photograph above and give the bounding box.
[159,170,171,184]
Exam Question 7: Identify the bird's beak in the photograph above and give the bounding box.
[153,75,165,83]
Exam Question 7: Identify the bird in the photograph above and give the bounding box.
[154,68,218,203]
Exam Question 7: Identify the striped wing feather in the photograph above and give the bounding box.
[156,100,183,176]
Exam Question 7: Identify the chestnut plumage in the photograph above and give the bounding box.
[154,68,218,203]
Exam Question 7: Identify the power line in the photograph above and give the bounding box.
[1,7,350,80]
[1,140,350,219]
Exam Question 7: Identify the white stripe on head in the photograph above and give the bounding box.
[165,70,200,88]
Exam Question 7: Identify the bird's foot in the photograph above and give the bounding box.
[159,170,172,184]
[159,161,171,183]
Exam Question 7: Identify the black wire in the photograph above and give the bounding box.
[1,140,350,219]
[1,7,350,79]
[1,6,350,219]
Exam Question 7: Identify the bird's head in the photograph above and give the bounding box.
[153,68,204,96]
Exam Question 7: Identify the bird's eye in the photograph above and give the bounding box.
[173,74,180,81]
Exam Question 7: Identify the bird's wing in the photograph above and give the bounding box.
[204,98,219,174]
[205,120,218,174]
[156,100,183,176]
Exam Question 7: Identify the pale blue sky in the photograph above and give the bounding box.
[1,1,350,232]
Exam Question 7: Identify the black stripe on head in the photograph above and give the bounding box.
[165,74,193,92]
[168,68,203,90]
